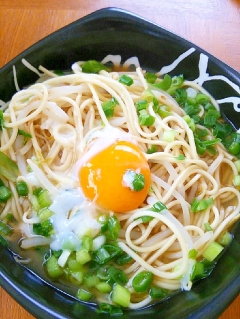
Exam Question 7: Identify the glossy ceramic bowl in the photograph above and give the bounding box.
[0,7,240,319]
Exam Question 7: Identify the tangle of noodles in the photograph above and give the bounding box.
[0,56,240,311]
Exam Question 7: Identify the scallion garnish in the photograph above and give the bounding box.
[16,181,29,196]
[77,288,93,301]
[18,129,32,145]
[131,171,145,191]
[139,109,155,126]
[202,241,224,262]
[145,72,157,84]
[162,130,178,142]
[188,248,198,259]
[81,60,110,74]
[204,222,212,231]
[0,151,19,182]
[152,74,172,91]
[0,185,11,202]
[146,145,158,154]
[118,74,134,86]
[135,99,148,112]
[132,271,153,292]
[91,244,121,265]
[203,109,220,127]
[149,286,168,299]
[108,265,129,285]
[151,201,167,212]
[101,215,121,241]
[191,197,214,212]
[33,219,53,237]
[0,220,13,235]
[101,97,118,118]
[111,284,130,307]
[175,154,185,160]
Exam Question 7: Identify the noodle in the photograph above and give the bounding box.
[0,55,240,312]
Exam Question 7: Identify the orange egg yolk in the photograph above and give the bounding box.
[79,140,151,213]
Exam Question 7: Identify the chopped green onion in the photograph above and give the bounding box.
[38,189,52,208]
[0,220,13,235]
[33,220,53,237]
[68,259,84,272]
[139,109,155,126]
[217,231,233,246]
[134,215,154,223]
[18,129,32,145]
[111,284,130,307]
[108,265,128,285]
[183,114,196,131]
[0,235,8,247]
[77,288,92,301]
[37,207,53,222]
[96,282,112,293]
[97,303,123,316]
[146,145,158,154]
[141,88,156,102]
[132,271,153,292]
[101,215,120,241]
[0,186,11,202]
[173,88,187,105]
[175,154,185,160]
[162,130,178,142]
[202,241,224,262]
[97,265,111,281]
[152,74,172,91]
[188,249,198,259]
[0,151,19,182]
[213,122,232,139]
[145,72,157,84]
[45,255,63,278]
[16,181,29,196]
[69,270,84,284]
[82,235,93,251]
[76,248,91,265]
[167,75,184,94]
[118,74,134,86]
[204,222,212,231]
[195,93,211,104]
[191,197,214,212]
[156,105,172,118]
[203,109,220,127]
[115,252,133,266]
[222,132,240,156]
[81,60,109,74]
[149,286,168,299]
[91,244,121,265]
[151,201,167,212]
[30,194,41,212]
[53,70,65,76]
[33,187,43,197]
[101,97,118,118]
[84,273,100,288]
[190,261,204,281]
[126,170,145,191]
[136,99,148,112]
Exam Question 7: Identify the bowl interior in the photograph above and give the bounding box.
[0,7,240,319]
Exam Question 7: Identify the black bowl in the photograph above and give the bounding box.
[0,7,240,319]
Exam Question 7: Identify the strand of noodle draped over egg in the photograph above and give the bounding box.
[0,60,240,308]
